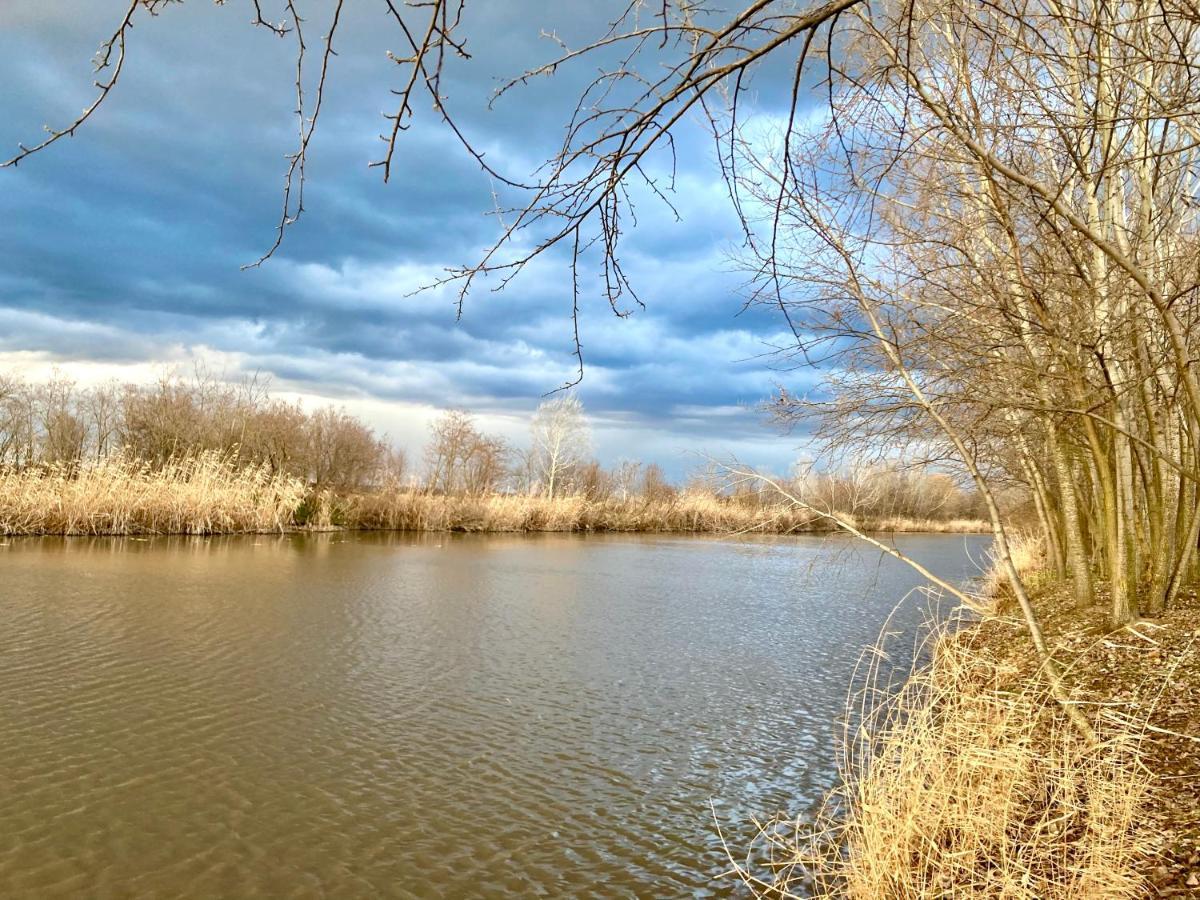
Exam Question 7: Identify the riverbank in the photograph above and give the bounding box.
[340,488,987,536]
[750,552,1200,898]
[0,457,989,537]
[973,580,1200,896]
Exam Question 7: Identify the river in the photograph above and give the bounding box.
[1,532,989,897]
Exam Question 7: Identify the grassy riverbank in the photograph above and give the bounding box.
[0,454,306,536]
[743,543,1200,898]
[0,455,989,537]
[341,487,987,536]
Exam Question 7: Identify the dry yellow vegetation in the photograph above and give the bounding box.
[0,453,306,536]
[0,458,990,537]
[812,633,1146,899]
[342,488,988,535]
[732,538,1154,899]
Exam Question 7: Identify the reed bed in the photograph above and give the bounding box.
[0,460,991,537]
[345,488,989,535]
[732,616,1150,899]
[868,515,992,535]
[0,453,306,536]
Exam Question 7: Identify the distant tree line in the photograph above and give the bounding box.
[0,370,986,523]
[420,397,986,522]
[420,400,679,503]
[0,370,398,492]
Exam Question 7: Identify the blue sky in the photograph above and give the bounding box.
[0,1,823,476]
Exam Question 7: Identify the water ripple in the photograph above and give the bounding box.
[0,532,988,897]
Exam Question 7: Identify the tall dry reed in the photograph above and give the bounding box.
[732,619,1150,899]
[346,488,989,535]
[0,458,992,537]
[977,529,1047,602]
[0,452,306,535]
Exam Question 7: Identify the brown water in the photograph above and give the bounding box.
[0,532,989,897]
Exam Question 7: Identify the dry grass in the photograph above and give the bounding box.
[0,452,306,536]
[345,488,990,535]
[869,515,993,535]
[732,616,1151,899]
[0,460,991,537]
[977,530,1046,602]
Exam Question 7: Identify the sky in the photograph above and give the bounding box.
[0,1,824,477]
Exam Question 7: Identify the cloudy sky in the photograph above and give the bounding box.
[0,1,822,476]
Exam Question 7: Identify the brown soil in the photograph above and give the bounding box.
[971,583,1200,897]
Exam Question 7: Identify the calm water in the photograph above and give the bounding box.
[1,532,989,897]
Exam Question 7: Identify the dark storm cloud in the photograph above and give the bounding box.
[0,1,825,465]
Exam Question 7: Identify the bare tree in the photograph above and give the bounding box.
[423,409,477,494]
[423,408,508,495]
[299,406,384,490]
[85,381,123,462]
[0,374,35,467]
[36,374,86,466]
[640,462,675,504]
[529,395,590,500]
[461,433,510,496]
[576,460,613,501]
[725,0,1200,639]
[611,458,643,503]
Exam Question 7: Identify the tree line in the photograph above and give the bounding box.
[419,399,693,503]
[0,370,985,524]
[748,0,1200,630]
[420,397,985,522]
[0,371,394,491]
